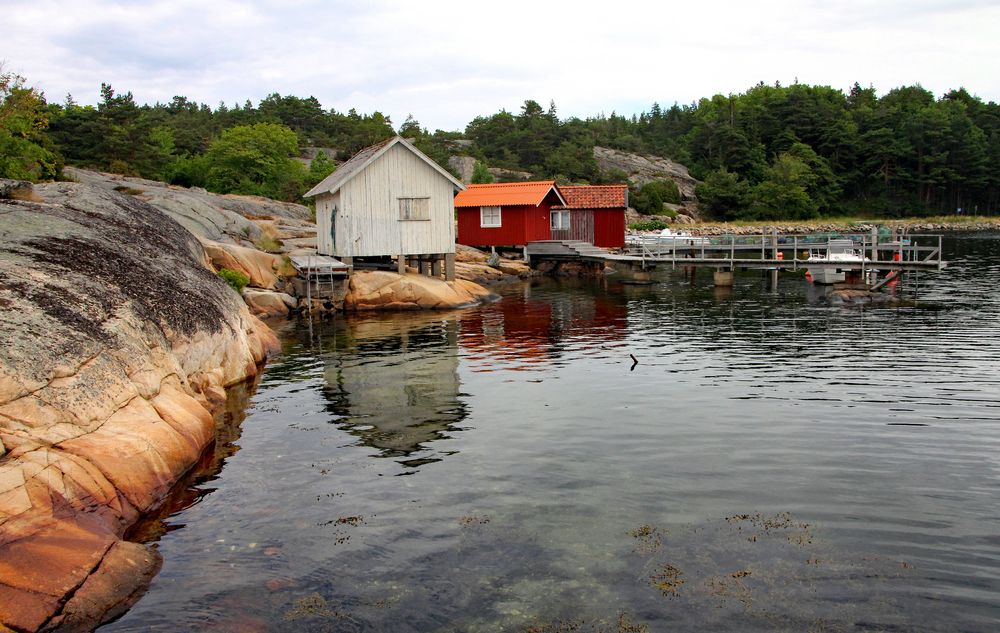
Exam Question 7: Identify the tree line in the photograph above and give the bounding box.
[2,68,999,219]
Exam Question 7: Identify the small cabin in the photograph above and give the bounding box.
[551,185,628,249]
[304,136,465,278]
[454,181,566,248]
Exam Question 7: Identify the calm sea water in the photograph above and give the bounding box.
[105,236,1000,632]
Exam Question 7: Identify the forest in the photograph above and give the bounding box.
[2,68,999,221]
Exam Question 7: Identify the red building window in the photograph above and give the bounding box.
[480,206,501,227]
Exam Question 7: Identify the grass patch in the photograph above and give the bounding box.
[253,224,284,253]
[217,268,249,293]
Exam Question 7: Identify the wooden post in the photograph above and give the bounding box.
[713,268,734,287]
[432,256,442,278]
[445,253,456,281]
[305,255,312,312]
[421,258,432,276]
[397,254,406,274]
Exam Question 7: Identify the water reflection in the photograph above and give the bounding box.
[274,312,471,469]
[317,314,467,468]
[460,279,629,372]
[103,236,1000,633]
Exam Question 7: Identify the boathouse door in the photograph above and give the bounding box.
[551,209,594,242]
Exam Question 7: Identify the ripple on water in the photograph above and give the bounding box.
[103,237,1000,632]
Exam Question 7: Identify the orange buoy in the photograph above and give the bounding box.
[805,270,813,282]
[893,252,901,261]
[776,252,784,260]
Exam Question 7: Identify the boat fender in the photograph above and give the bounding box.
[805,270,813,282]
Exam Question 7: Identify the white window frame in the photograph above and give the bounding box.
[480,205,502,228]
[399,197,430,221]
[551,209,570,231]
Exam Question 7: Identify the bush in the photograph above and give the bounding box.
[217,268,249,293]
[629,219,670,232]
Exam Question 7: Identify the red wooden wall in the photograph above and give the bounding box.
[457,199,557,246]
[592,208,626,248]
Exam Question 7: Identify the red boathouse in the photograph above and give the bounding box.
[455,181,566,247]
[550,185,628,249]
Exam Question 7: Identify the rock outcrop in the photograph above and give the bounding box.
[594,146,701,218]
[65,167,315,248]
[344,271,496,310]
[0,181,278,631]
[242,288,297,318]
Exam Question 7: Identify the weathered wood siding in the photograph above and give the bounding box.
[320,143,456,258]
[315,191,340,256]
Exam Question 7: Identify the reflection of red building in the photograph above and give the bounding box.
[455,181,565,247]
[459,289,628,371]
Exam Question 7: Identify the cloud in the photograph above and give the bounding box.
[4,0,999,130]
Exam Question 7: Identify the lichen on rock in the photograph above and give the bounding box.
[0,179,278,631]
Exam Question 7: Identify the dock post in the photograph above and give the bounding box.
[422,258,432,276]
[713,267,734,287]
[432,256,442,278]
[306,255,312,313]
[445,253,456,281]
[523,245,529,263]
[397,254,407,274]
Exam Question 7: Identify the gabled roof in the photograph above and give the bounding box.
[303,135,465,198]
[554,184,628,209]
[453,181,566,208]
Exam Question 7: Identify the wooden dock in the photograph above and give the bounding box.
[527,232,947,274]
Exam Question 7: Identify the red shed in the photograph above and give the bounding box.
[455,181,566,247]
[550,185,628,248]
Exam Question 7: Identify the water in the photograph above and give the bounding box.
[105,236,1000,632]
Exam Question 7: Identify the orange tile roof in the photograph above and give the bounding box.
[453,181,562,207]
[554,185,628,209]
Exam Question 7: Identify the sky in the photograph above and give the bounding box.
[4,0,1000,132]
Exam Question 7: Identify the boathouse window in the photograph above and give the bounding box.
[399,197,430,221]
[481,206,501,228]
[551,209,570,231]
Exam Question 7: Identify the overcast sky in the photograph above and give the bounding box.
[5,0,999,131]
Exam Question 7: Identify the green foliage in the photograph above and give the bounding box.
[217,268,249,293]
[629,219,670,231]
[696,169,751,220]
[204,123,307,201]
[11,72,1000,216]
[0,69,61,180]
[306,150,336,189]
[631,180,680,214]
[749,153,820,220]
[471,160,493,184]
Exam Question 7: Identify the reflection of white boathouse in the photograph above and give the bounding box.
[321,315,465,464]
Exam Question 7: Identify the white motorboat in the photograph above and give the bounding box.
[806,239,869,284]
[625,228,712,251]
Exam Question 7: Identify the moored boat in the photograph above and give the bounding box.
[806,239,869,284]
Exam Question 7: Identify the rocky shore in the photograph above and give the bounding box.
[0,180,279,631]
[0,173,512,631]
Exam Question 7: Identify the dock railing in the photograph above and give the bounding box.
[622,230,945,271]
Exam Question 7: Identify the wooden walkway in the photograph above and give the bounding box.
[527,233,947,273]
